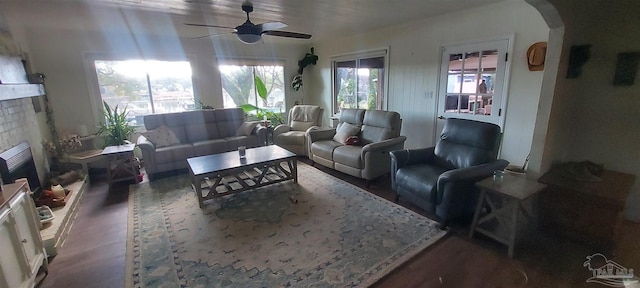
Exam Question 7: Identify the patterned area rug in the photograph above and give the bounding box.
[126,162,446,287]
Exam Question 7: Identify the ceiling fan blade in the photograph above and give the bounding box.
[263,30,312,39]
[192,31,235,39]
[184,23,236,30]
[257,22,287,32]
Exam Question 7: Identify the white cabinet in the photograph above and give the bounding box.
[0,181,48,288]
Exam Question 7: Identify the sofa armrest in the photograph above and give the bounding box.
[253,125,267,143]
[435,159,509,204]
[136,135,157,170]
[308,128,336,143]
[359,136,407,180]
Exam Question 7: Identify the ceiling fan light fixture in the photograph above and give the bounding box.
[236,33,261,44]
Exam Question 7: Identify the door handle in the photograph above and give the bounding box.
[437,115,446,120]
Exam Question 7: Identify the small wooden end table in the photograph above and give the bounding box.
[468,173,546,258]
[101,144,140,187]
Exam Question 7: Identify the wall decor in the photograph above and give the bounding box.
[613,52,640,86]
[527,42,547,71]
[566,44,592,79]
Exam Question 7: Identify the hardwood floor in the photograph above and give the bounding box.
[39,158,640,287]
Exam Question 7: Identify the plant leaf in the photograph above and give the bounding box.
[254,76,268,101]
[240,104,260,113]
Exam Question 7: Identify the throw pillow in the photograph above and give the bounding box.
[345,136,360,146]
[291,120,315,132]
[142,125,181,148]
[333,122,360,145]
[235,122,258,136]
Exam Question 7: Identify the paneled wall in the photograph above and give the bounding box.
[308,1,549,167]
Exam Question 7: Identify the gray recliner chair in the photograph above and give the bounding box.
[273,105,323,156]
[390,118,508,228]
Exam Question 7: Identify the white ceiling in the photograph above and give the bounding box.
[1,0,509,42]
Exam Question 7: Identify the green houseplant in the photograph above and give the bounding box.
[97,101,135,146]
[240,76,284,125]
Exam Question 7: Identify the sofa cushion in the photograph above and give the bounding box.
[333,122,360,144]
[192,139,229,156]
[215,108,245,138]
[333,145,363,169]
[396,164,449,203]
[291,120,315,132]
[235,122,258,136]
[142,125,181,148]
[154,144,195,165]
[226,135,261,149]
[360,110,402,144]
[310,140,342,160]
[182,110,221,142]
[276,131,306,146]
[143,112,188,143]
[338,109,366,126]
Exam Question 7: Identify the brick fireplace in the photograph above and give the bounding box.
[0,98,47,188]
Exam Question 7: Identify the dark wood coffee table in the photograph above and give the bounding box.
[187,145,298,208]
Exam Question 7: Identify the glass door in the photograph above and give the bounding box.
[437,39,509,127]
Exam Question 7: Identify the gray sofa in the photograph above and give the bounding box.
[136,108,266,180]
[308,109,406,185]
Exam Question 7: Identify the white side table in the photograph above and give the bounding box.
[101,144,140,187]
[468,174,546,258]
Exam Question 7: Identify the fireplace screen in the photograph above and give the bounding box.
[0,142,41,194]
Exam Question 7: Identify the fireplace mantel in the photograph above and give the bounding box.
[0,55,46,100]
[0,83,45,100]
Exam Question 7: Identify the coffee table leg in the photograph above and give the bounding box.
[292,159,298,183]
[193,175,204,208]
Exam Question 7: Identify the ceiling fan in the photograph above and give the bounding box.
[185,3,312,44]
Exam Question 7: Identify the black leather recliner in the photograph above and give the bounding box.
[390,118,509,227]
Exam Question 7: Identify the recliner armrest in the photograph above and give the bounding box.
[437,159,509,194]
[304,125,321,133]
[361,136,407,155]
[389,147,436,169]
[273,124,291,138]
[308,128,336,142]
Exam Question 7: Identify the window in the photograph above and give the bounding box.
[218,62,285,113]
[438,40,509,126]
[94,60,195,126]
[332,49,387,113]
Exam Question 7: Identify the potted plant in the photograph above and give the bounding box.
[97,101,135,146]
[240,76,284,125]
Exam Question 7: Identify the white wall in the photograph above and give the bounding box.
[308,0,549,166]
[4,5,309,136]
[542,0,640,221]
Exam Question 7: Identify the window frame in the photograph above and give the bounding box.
[85,54,196,127]
[330,48,389,115]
